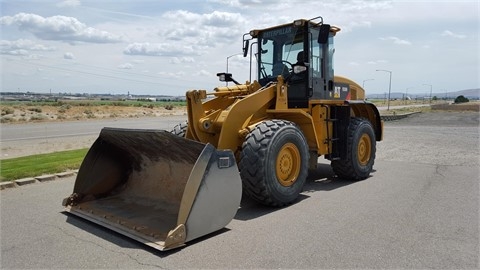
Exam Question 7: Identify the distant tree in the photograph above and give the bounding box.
[432,96,438,101]
[454,95,469,104]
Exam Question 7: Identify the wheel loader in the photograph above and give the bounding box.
[62,16,383,251]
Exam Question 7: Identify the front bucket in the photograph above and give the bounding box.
[62,128,242,251]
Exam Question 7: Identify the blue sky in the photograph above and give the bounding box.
[1,0,478,96]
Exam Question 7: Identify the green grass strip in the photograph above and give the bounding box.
[0,148,89,181]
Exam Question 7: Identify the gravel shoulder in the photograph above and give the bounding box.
[377,111,479,167]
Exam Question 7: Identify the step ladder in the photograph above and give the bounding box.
[324,106,350,161]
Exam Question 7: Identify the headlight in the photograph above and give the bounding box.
[216,72,232,82]
[293,20,304,27]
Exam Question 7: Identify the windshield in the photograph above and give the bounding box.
[257,26,304,85]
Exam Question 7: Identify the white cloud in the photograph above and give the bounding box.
[160,10,245,46]
[203,11,243,27]
[25,54,42,60]
[118,63,133,69]
[123,42,198,56]
[1,49,29,56]
[1,39,56,51]
[169,57,195,64]
[195,70,212,77]
[0,13,123,43]
[379,36,412,45]
[0,39,56,55]
[207,0,265,8]
[56,0,81,8]
[441,30,467,39]
[63,52,75,59]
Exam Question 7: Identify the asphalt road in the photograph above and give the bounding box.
[1,111,479,269]
[0,116,187,141]
[0,116,187,159]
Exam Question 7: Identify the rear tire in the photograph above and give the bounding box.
[332,117,376,180]
[239,120,308,206]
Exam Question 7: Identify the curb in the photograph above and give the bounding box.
[15,177,36,186]
[0,170,78,191]
[380,111,420,121]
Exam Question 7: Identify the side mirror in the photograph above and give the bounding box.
[243,40,249,57]
[318,24,330,44]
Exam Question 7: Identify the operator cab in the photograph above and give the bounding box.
[244,17,340,108]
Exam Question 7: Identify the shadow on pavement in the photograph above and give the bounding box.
[234,163,361,221]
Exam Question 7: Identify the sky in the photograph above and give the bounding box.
[0,0,478,96]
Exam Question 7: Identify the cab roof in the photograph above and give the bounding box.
[249,18,340,38]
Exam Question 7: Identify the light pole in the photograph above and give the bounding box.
[362,79,374,89]
[376,69,392,111]
[226,53,242,86]
[423,84,432,104]
[406,87,413,104]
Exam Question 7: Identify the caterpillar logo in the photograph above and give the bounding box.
[262,27,293,38]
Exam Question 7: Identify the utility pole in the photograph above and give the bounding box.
[376,69,392,111]
[423,84,432,104]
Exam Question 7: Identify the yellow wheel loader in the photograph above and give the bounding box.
[63,16,383,251]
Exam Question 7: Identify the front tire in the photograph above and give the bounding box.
[239,120,309,206]
[332,117,376,180]
[171,121,188,137]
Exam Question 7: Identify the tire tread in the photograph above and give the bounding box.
[239,120,307,206]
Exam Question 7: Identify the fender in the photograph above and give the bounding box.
[346,100,383,141]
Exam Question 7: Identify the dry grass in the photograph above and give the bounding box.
[431,103,480,112]
[371,99,480,115]
[2,99,478,124]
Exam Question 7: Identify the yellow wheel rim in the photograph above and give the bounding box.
[276,143,301,187]
[357,134,372,166]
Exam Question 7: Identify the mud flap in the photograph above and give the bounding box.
[62,128,242,251]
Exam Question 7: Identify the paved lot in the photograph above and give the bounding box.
[1,111,479,269]
[1,116,186,159]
